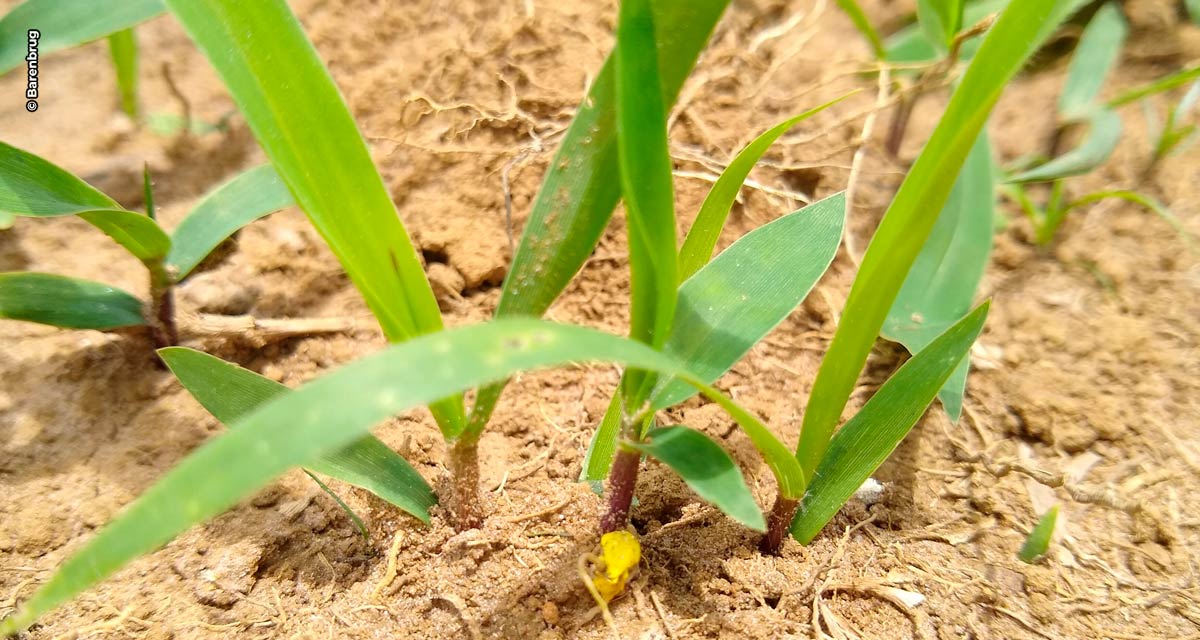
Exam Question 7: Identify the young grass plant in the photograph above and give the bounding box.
[775,0,1088,551]
[0,143,291,346]
[1019,505,1060,563]
[1000,4,1198,245]
[582,0,849,538]
[457,0,733,525]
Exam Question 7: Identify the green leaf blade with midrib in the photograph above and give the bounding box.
[792,302,990,544]
[162,0,464,433]
[159,347,436,521]
[630,426,766,531]
[167,164,295,279]
[0,272,144,329]
[883,133,994,421]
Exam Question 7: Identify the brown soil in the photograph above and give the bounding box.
[2,0,1199,638]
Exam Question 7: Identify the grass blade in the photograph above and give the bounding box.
[629,426,766,531]
[1018,505,1059,562]
[677,99,848,282]
[882,133,994,421]
[76,210,170,262]
[1063,190,1196,250]
[792,302,990,543]
[494,0,729,321]
[795,0,1079,479]
[0,272,144,329]
[1106,63,1200,109]
[654,193,845,410]
[1058,2,1127,122]
[0,317,788,634]
[616,0,676,352]
[167,164,294,279]
[0,0,164,74]
[1009,109,1122,183]
[107,28,139,119]
[159,347,436,521]
[581,392,624,483]
[0,141,118,214]
[833,0,886,59]
[0,211,12,229]
[163,0,463,432]
[0,142,170,261]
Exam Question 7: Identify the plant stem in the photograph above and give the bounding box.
[599,447,641,534]
[759,495,799,555]
[447,437,483,530]
[885,93,917,157]
[147,266,177,349]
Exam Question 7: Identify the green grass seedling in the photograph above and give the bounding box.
[1000,7,1198,245]
[1019,505,1060,563]
[107,28,139,119]
[0,143,291,346]
[583,0,848,537]
[773,0,1087,552]
[0,318,849,636]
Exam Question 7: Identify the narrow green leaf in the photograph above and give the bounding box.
[883,133,994,421]
[917,0,964,52]
[1156,81,1200,159]
[467,0,730,436]
[77,209,171,262]
[616,0,676,353]
[1009,109,1122,183]
[795,0,1078,479]
[163,0,464,433]
[0,211,13,229]
[0,142,170,261]
[0,141,118,214]
[0,0,165,74]
[628,426,766,531]
[833,0,886,59]
[159,347,436,522]
[580,391,624,483]
[792,302,990,544]
[0,318,788,635]
[1063,190,1196,250]
[1018,505,1059,562]
[304,471,369,542]
[1107,64,1200,109]
[677,99,847,282]
[655,193,845,410]
[107,28,139,119]
[495,0,729,321]
[167,164,294,279]
[0,272,144,329]
[1058,2,1127,121]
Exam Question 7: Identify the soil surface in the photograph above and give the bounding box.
[3,0,1200,638]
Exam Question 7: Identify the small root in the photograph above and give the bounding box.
[370,531,406,601]
[577,554,621,640]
